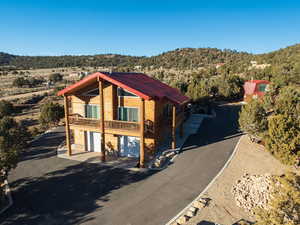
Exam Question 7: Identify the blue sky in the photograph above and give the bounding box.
[1,0,300,56]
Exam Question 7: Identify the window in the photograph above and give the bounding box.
[258,84,267,92]
[85,105,100,119]
[117,87,138,97]
[118,107,139,122]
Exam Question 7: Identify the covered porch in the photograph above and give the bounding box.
[57,143,141,170]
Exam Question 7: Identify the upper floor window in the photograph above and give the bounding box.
[117,87,138,97]
[118,107,139,122]
[85,104,100,119]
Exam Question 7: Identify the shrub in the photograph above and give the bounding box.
[12,77,44,88]
[239,100,268,139]
[49,73,63,83]
[255,172,300,225]
[215,75,244,100]
[39,102,64,128]
[186,79,213,103]
[12,77,27,87]
[0,117,29,183]
[272,86,300,118]
[0,100,14,118]
[265,114,300,166]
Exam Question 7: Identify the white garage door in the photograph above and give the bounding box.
[87,131,101,152]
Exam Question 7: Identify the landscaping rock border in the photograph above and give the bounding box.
[165,136,243,225]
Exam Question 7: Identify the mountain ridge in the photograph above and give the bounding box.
[1,43,299,70]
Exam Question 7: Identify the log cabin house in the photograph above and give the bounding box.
[57,72,190,167]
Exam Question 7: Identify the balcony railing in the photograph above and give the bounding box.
[69,116,100,128]
[105,120,140,132]
[68,115,140,132]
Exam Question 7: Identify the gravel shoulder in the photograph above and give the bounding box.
[185,135,294,225]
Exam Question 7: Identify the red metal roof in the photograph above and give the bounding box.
[243,80,270,95]
[57,72,190,105]
[245,80,270,84]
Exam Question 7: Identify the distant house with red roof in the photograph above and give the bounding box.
[57,72,190,167]
[243,80,270,102]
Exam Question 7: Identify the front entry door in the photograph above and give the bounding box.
[119,136,140,158]
[87,131,101,152]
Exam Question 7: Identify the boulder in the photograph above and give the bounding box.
[193,200,206,209]
[176,215,189,224]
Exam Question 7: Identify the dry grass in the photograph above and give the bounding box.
[0,66,100,98]
[13,95,64,133]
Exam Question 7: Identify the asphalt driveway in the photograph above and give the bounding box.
[1,104,241,225]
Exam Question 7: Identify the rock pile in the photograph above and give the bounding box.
[232,173,274,213]
[152,151,176,168]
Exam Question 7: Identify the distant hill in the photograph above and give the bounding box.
[0,53,143,70]
[140,48,252,69]
[1,43,299,71]
[256,43,300,65]
[0,52,17,65]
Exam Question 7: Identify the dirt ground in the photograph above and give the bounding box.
[0,89,53,101]
[185,135,295,225]
[0,66,100,98]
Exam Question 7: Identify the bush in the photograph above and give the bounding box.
[215,75,244,100]
[272,86,300,118]
[49,73,63,83]
[0,117,29,183]
[12,77,44,88]
[39,102,64,128]
[0,100,14,118]
[265,114,300,166]
[12,77,27,87]
[186,79,213,103]
[255,172,300,225]
[239,100,268,139]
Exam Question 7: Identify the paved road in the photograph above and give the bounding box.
[1,104,241,225]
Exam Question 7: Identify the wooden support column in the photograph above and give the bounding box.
[172,105,176,149]
[99,79,106,162]
[139,98,145,168]
[64,95,72,156]
[112,85,118,120]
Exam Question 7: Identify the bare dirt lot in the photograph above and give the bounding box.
[185,135,295,225]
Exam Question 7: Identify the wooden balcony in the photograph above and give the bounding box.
[69,116,100,128]
[68,116,140,132]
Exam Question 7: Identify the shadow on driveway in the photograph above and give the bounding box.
[2,161,155,225]
[182,104,242,152]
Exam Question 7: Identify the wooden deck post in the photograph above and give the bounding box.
[64,95,72,156]
[172,105,176,149]
[99,79,106,162]
[139,98,145,168]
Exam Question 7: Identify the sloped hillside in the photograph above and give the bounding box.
[141,48,253,69]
